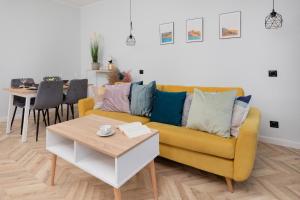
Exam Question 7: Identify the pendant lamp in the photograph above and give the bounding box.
[126,0,136,46]
[265,0,283,29]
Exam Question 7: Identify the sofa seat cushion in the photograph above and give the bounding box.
[85,109,150,124]
[146,122,236,159]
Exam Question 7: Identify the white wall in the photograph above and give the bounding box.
[82,0,300,148]
[0,0,81,120]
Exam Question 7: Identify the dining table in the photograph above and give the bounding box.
[2,85,70,143]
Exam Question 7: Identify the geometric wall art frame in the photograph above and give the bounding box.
[159,22,174,45]
[219,11,241,39]
[186,17,203,43]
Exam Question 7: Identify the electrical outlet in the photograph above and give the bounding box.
[139,69,144,75]
[270,121,279,128]
[269,70,278,77]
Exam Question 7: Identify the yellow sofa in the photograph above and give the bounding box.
[78,85,261,192]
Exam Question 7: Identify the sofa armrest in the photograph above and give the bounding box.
[78,97,95,117]
[233,107,261,181]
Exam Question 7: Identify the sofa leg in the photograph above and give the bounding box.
[225,177,234,193]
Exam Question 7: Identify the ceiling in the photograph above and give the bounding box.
[56,0,102,6]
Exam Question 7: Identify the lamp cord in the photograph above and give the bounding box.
[273,0,275,10]
[130,0,132,22]
[130,0,133,33]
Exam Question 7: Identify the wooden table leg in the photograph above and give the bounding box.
[21,97,31,143]
[113,188,121,200]
[149,160,158,200]
[51,154,57,186]
[5,94,13,135]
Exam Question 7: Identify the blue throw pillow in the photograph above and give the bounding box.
[129,81,143,102]
[151,90,186,126]
[236,95,252,104]
[130,81,156,117]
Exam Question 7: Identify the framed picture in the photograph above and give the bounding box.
[159,22,174,45]
[186,18,203,43]
[219,11,241,39]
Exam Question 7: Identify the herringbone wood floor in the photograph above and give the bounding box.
[0,113,300,200]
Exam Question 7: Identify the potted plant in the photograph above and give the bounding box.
[90,33,100,70]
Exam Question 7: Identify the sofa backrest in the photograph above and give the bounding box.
[157,85,244,96]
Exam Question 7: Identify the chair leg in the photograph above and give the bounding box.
[60,104,63,117]
[33,110,36,124]
[20,108,25,135]
[55,107,61,124]
[57,108,61,123]
[42,110,47,127]
[55,107,58,124]
[57,111,61,123]
[71,104,74,119]
[36,110,40,142]
[46,109,50,126]
[66,104,69,121]
[10,106,17,129]
[225,177,234,193]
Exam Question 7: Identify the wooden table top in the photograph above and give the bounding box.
[2,85,70,96]
[2,87,38,96]
[47,115,158,158]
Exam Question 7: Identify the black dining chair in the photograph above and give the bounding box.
[43,76,62,81]
[32,81,64,141]
[63,79,88,120]
[10,78,36,134]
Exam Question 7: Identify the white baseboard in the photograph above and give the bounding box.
[259,136,300,149]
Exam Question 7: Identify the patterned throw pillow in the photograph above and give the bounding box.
[130,81,156,117]
[181,93,193,126]
[187,89,237,138]
[101,83,131,113]
[231,95,252,137]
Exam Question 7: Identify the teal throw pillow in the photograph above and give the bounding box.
[150,90,186,126]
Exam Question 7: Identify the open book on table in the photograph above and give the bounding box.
[118,122,152,138]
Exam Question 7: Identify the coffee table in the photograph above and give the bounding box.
[46,115,159,200]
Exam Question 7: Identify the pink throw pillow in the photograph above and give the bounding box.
[101,83,131,113]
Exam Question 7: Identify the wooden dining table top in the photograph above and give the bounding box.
[3,84,94,96]
[2,85,70,95]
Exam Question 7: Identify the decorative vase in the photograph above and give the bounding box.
[92,63,100,70]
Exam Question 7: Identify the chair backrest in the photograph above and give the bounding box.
[11,78,35,88]
[64,79,88,104]
[33,81,64,109]
[43,76,62,81]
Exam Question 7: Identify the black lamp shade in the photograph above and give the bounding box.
[265,9,283,29]
[126,34,136,46]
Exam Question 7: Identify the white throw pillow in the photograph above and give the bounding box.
[231,95,252,137]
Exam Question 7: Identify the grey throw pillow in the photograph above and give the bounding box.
[186,89,237,138]
[130,81,156,117]
[181,93,193,126]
